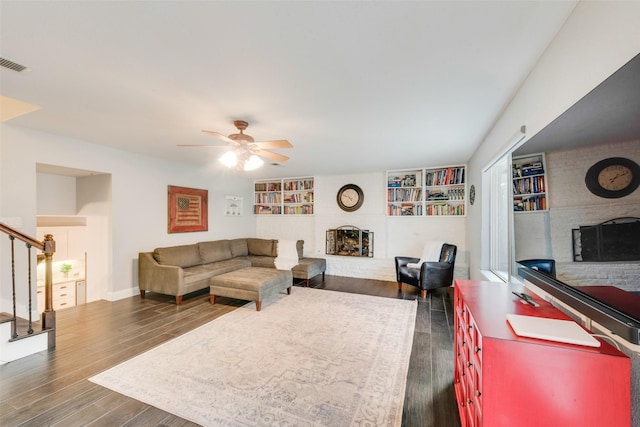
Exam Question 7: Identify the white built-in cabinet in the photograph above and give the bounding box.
[512,153,548,212]
[386,165,466,216]
[254,177,314,215]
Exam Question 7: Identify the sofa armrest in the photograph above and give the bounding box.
[420,261,454,290]
[138,252,184,296]
[395,256,420,282]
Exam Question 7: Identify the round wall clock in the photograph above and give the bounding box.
[585,157,640,198]
[337,184,364,212]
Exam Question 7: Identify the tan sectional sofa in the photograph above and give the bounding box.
[138,238,325,304]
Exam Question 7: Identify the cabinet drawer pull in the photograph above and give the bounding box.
[60,293,67,297]
[476,390,482,397]
[60,286,67,289]
[475,346,481,353]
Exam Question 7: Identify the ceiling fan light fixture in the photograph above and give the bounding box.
[219,151,237,168]
[244,154,264,171]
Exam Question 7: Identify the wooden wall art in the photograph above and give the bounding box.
[168,185,208,233]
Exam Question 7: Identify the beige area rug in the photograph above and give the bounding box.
[89,287,417,426]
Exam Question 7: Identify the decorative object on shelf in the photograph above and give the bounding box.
[60,262,72,278]
[224,195,243,216]
[177,120,293,171]
[585,157,640,198]
[469,184,475,205]
[337,184,364,212]
[325,225,373,257]
[168,185,208,233]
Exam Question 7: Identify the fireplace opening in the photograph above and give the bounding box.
[572,217,640,262]
[326,225,373,257]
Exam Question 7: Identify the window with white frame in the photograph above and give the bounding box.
[489,154,511,282]
[484,127,525,282]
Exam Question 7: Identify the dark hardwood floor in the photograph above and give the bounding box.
[0,276,461,427]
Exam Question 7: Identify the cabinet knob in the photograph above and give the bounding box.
[475,346,481,353]
[468,399,473,404]
[468,362,473,367]
[468,324,473,329]
[476,390,482,397]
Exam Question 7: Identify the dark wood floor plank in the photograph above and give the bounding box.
[0,275,460,427]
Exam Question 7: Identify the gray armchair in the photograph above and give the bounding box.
[395,243,457,298]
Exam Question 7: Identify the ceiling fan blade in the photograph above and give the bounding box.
[202,130,234,143]
[253,139,293,149]
[256,149,289,163]
[177,143,227,147]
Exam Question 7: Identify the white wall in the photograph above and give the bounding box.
[257,172,468,281]
[466,1,640,280]
[36,173,77,214]
[0,124,255,315]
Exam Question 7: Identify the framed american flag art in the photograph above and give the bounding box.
[167,185,208,233]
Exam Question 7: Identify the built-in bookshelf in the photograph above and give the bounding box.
[254,177,314,215]
[386,165,466,216]
[512,153,547,212]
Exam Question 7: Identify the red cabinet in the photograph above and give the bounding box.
[453,280,630,427]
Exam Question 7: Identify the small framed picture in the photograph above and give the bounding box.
[225,195,243,216]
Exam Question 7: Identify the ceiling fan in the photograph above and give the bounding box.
[178,120,293,170]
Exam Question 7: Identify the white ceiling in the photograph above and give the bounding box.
[1,1,579,178]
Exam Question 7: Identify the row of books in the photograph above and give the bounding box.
[513,195,547,211]
[388,204,423,216]
[388,173,422,188]
[255,205,282,215]
[255,194,281,204]
[425,167,465,186]
[283,179,314,191]
[283,205,313,214]
[513,162,544,177]
[427,203,465,216]
[426,188,465,201]
[254,182,282,192]
[513,176,545,195]
[283,193,314,203]
[388,188,422,202]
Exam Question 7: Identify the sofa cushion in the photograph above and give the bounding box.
[199,240,232,264]
[154,244,201,268]
[230,238,249,257]
[247,238,277,257]
[183,258,252,285]
[247,255,276,269]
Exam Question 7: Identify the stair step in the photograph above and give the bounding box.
[0,312,48,341]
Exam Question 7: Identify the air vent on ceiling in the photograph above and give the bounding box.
[0,57,29,72]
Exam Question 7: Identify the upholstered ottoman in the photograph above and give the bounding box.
[209,267,292,311]
[292,257,326,286]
